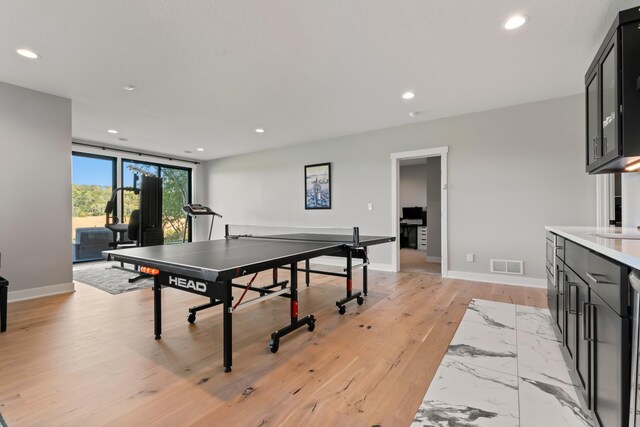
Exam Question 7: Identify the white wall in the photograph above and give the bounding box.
[426,157,441,259]
[0,82,73,301]
[399,164,427,209]
[201,94,596,280]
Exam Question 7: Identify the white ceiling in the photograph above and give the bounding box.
[0,1,636,161]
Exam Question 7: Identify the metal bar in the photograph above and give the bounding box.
[279,266,347,278]
[290,262,298,322]
[223,279,233,373]
[208,215,215,240]
[346,249,353,298]
[72,141,200,165]
[305,259,310,286]
[232,288,290,312]
[344,262,369,272]
[189,299,222,314]
[153,276,162,340]
[0,281,7,332]
[363,247,369,296]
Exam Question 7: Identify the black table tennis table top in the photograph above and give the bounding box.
[103,233,394,282]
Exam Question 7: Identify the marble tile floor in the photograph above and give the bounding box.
[412,299,592,427]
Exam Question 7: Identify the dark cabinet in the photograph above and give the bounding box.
[586,7,640,174]
[565,269,579,361]
[576,278,590,405]
[557,259,565,337]
[586,37,619,172]
[547,231,632,426]
[589,292,630,427]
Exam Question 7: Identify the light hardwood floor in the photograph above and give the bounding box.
[400,249,442,275]
[0,269,545,426]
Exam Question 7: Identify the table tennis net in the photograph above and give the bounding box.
[225,225,359,244]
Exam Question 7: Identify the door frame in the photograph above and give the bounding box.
[390,147,449,275]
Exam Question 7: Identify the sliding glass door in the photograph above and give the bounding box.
[71,153,116,262]
[121,159,192,244]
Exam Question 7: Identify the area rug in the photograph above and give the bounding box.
[412,299,591,427]
[73,263,153,295]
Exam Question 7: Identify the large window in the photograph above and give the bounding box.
[71,153,116,262]
[122,159,192,243]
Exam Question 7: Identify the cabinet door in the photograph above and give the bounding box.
[590,292,630,427]
[600,38,619,159]
[576,280,590,405]
[565,271,578,361]
[557,260,565,337]
[586,69,600,168]
[547,269,558,332]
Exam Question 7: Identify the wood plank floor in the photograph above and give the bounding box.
[0,268,546,426]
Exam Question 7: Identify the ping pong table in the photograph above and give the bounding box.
[104,226,394,372]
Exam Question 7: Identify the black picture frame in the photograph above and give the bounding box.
[304,163,331,209]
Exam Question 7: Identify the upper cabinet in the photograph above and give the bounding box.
[586,7,640,174]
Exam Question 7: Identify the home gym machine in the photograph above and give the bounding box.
[181,204,222,323]
[105,174,164,282]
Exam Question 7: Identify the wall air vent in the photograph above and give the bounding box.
[490,259,523,275]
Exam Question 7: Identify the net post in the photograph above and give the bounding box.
[225,224,230,239]
[353,227,360,246]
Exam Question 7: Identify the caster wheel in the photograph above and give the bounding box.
[269,338,280,353]
[187,313,196,324]
[356,296,364,306]
[338,305,346,315]
[308,321,316,332]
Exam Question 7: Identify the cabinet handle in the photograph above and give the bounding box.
[586,272,614,284]
[594,137,601,159]
[567,282,578,314]
[582,302,595,342]
[554,245,564,250]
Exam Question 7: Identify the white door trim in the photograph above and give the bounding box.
[595,174,612,228]
[390,146,449,275]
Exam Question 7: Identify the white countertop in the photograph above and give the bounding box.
[546,226,640,270]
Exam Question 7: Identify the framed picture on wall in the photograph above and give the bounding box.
[305,163,331,209]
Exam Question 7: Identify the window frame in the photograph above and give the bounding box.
[120,158,193,242]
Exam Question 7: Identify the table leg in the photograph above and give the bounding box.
[154,276,161,339]
[223,279,233,372]
[346,250,353,298]
[335,249,364,314]
[363,247,368,296]
[268,263,315,353]
[305,259,310,286]
[0,281,7,333]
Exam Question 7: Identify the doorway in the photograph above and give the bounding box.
[390,147,448,275]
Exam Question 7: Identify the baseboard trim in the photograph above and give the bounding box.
[368,263,394,272]
[426,256,442,263]
[8,282,75,303]
[444,270,546,289]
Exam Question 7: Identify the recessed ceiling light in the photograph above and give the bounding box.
[123,84,136,91]
[504,15,527,30]
[107,129,118,134]
[16,48,39,59]
[255,128,265,133]
[409,112,420,119]
[196,148,204,152]
[402,92,415,100]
